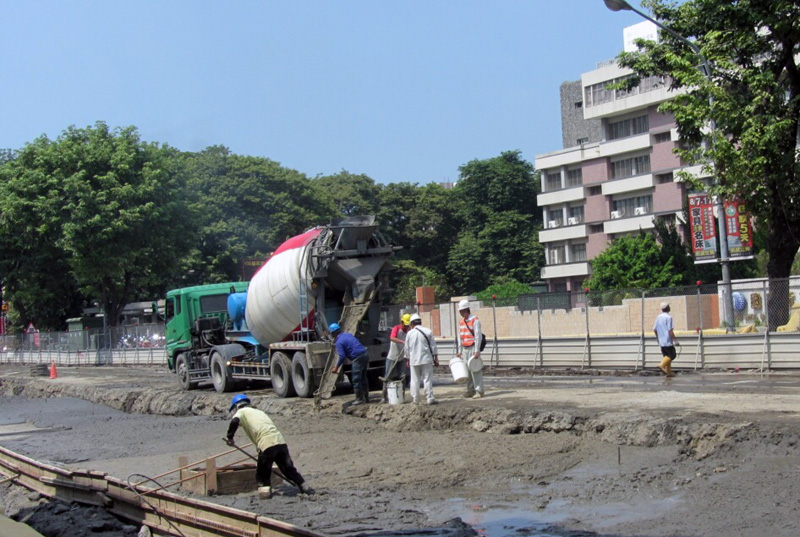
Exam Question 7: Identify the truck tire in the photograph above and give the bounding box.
[176,354,197,391]
[270,352,295,398]
[211,351,233,393]
[291,351,316,398]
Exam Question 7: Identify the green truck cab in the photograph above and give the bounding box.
[165,282,250,372]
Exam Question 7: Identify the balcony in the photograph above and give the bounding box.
[601,173,655,196]
[537,185,585,207]
[598,133,651,157]
[541,262,591,280]
[539,224,588,244]
[603,213,655,234]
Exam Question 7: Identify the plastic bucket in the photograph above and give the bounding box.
[386,381,405,404]
[449,358,468,384]
[467,356,483,372]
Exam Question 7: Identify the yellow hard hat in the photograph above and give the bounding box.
[401,313,412,325]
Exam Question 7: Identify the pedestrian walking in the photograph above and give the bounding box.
[404,313,439,405]
[455,299,484,398]
[225,394,314,499]
[381,313,411,403]
[329,323,371,405]
[653,302,678,377]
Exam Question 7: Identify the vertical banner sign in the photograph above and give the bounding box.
[688,193,718,264]
[724,200,754,260]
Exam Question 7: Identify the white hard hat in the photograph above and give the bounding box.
[660,302,670,310]
[457,299,470,311]
[409,313,422,323]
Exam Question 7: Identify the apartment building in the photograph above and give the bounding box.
[534,23,707,293]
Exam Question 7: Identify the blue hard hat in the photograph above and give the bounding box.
[328,322,341,333]
[230,393,250,411]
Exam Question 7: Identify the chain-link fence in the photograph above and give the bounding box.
[0,323,166,366]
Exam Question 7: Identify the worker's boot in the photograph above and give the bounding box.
[658,356,670,375]
[381,385,388,404]
[664,358,675,377]
[351,389,365,406]
[258,486,272,499]
[361,390,371,404]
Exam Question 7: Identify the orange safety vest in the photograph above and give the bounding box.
[459,317,477,347]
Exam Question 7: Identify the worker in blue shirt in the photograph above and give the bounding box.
[329,323,371,405]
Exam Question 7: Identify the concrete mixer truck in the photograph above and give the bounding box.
[164,216,398,398]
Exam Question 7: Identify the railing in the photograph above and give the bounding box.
[3,278,798,371]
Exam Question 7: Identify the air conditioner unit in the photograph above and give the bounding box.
[634,206,647,216]
[548,220,559,229]
[568,217,580,225]
[610,210,622,219]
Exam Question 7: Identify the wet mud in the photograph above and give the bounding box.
[2,365,800,537]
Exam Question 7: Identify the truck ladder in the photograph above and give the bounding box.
[313,290,377,406]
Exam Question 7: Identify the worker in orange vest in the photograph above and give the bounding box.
[455,299,484,398]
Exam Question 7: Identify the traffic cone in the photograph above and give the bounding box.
[49,362,58,379]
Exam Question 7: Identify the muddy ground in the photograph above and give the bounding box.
[2,364,800,537]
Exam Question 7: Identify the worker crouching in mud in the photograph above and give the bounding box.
[225,394,314,498]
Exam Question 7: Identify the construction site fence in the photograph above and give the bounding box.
[2,277,799,371]
[0,323,166,367]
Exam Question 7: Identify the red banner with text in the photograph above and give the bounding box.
[688,193,718,264]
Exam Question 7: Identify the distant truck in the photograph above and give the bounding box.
[164,216,397,398]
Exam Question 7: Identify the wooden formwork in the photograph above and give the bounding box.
[178,454,284,496]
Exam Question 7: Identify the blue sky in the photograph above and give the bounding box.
[1,1,647,184]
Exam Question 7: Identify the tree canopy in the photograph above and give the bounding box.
[1,125,544,331]
[0,122,195,328]
[617,0,800,279]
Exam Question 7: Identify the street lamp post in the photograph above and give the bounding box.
[603,0,735,332]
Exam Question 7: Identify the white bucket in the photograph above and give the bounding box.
[467,356,483,372]
[386,381,405,404]
[449,358,468,384]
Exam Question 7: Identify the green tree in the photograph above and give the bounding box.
[615,0,800,321]
[0,122,195,328]
[184,146,335,284]
[390,259,453,305]
[447,151,543,294]
[475,277,535,304]
[403,183,461,277]
[583,232,683,292]
[315,171,381,217]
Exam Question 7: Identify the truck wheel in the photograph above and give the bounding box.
[270,352,295,398]
[176,354,197,391]
[291,352,316,398]
[211,352,233,393]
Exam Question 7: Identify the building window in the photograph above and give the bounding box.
[608,115,649,140]
[545,171,562,191]
[589,224,604,233]
[588,185,602,196]
[653,131,671,143]
[584,74,669,108]
[548,245,565,265]
[613,194,653,217]
[553,282,568,292]
[574,101,583,109]
[571,243,587,262]
[611,154,651,179]
[566,168,583,188]
[577,137,589,145]
[568,206,584,224]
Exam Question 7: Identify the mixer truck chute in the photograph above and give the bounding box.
[164,216,398,398]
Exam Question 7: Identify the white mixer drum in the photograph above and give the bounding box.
[245,228,321,345]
